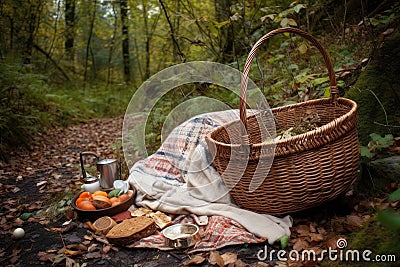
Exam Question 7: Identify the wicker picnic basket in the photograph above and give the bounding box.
[205,27,359,215]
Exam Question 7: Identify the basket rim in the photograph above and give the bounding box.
[205,97,357,149]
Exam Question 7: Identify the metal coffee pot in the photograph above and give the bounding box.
[79,151,121,189]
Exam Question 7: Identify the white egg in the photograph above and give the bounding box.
[12,228,25,239]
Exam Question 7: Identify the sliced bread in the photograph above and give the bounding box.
[106,216,156,245]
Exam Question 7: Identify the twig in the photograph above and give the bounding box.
[59,232,67,248]
[158,0,185,62]
[365,88,390,134]
[255,55,265,94]
[373,122,400,128]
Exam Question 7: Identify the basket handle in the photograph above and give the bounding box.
[239,27,338,131]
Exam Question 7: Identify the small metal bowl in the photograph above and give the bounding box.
[162,224,200,249]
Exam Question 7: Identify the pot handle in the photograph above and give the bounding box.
[79,151,99,179]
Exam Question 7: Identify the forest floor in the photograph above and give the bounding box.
[0,116,398,266]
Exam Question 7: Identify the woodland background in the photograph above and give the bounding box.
[1,0,400,266]
[1,0,399,160]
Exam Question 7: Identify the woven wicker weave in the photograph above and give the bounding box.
[205,27,359,215]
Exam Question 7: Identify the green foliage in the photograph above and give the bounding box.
[0,64,49,158]
[360,133,394,159]
[346,215,400,267]
[0,63,134,160]
[367,2,400,27]
[388,188,400,202]
[260,2,306,28]
[378,188,400,231]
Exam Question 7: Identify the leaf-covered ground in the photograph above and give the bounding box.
[0,116,398,266]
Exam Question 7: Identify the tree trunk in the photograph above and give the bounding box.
[84,0,96,82]
[214,0,234,63]
[120,0,131,83]
[142,1,150,80]
[24,0,42,64]
[107,2,118,85]
[65,0,75,63]
[159,0,185,62]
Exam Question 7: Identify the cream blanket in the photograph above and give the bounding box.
[128,110,292,245]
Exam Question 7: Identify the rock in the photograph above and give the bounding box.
[370,155,400,182]
[345,31,400,144]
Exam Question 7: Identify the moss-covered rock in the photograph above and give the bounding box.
[321,215,400,267]
[345,31,400,145]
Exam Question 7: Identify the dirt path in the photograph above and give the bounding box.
[0,116,170,266]
[0,116,265,266]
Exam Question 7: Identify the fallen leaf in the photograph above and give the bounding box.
[293,238,309,251]
[14,217,24,225]
[346,215,364,227]
[36,181,47,187]
[209,251,224,267]
[221,252,237,265]
[88,244,98,253]
[65,256,79,267]
[94,235,109,244]
[381,28,394,37]
[390,201,399,208]
[84,235,94,241]
[58,248,83,256]
[101,245,111,254]
[251,262,269,266]
[60,222,77,233]
[85,251,102,259]
[62,219,73,226]
[326,236,341,250]
[296,225,310,235]
[379,202,390,210]
[10,244,22,264]
[52,173,62,179]
[66,243,87,251]
[317,227,327,235]
[309,233,324,242]
[12,186,21,193]
[65,208,77,220]
[234,259,248,267]
[38,251,56,262]
[307,247,323,256]
[184,255,206,266]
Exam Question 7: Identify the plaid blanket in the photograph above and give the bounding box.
[127,110,291,252]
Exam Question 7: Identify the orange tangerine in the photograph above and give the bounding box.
[93,191,108,197]
[77,200,96,210]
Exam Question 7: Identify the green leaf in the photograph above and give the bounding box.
[280,18,297,27]
[323,87,331,98]
[207,21,218,36]
[20,213,33,221]
[312,77,329,86]
[58,199,66,207]
[360,145,375,158]
[261,14,275,22]
[378,209,400,231]
[213,20,230,29]
[388,188,400,202]
[280,235,289,249]
[369,133,394,149]
[369,17,380,26]
[293,4,306,13]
